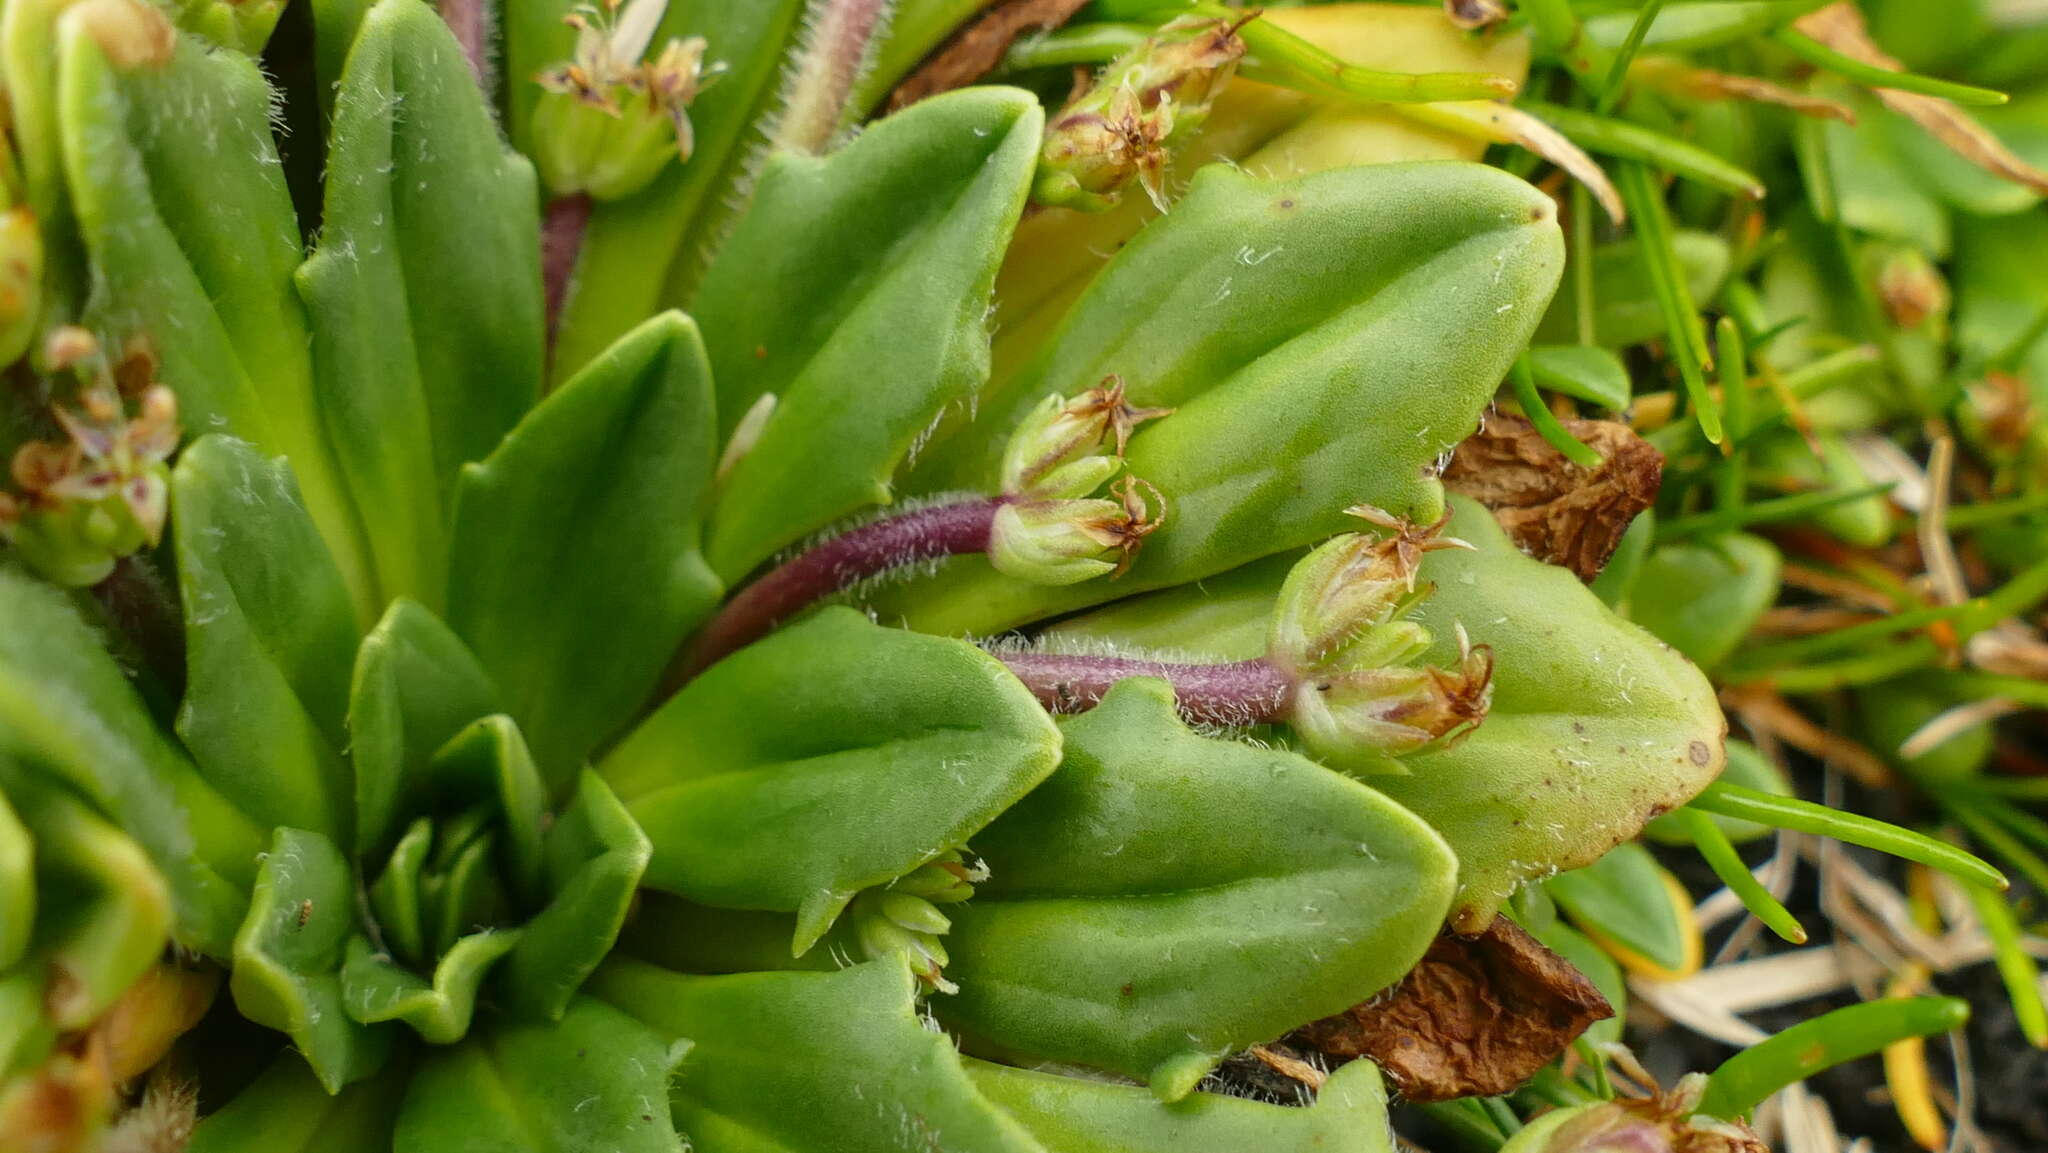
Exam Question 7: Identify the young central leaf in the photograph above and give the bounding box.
[937,677,1457,1095]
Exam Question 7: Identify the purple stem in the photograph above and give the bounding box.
[93,554,185,696]
[438,0,490,88]
[679,497,1004,679]
[996,650,1295,727]
[542,194,593,359]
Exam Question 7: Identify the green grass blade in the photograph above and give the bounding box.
[1676,808,1805,944]
[1771,28,2009,106]
[1511,354,1603,469]
[1691,782,2008,890]
[1698,997,1970,1120]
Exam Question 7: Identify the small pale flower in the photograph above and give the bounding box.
[533,0,724,200]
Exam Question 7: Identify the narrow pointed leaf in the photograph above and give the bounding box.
[230,826,393,1092]
[350,599,500,857]
[500,770,649,1021]
[591,959,1043,1153]
[940,678,1457,1091]
[298,0,543,610]
[173,435,358,843]
[393,995,684,1153]
[0,566,255,955]
[601,607,1060,938]
[967,1056,1394,1152]
[883,161,1563,635]
[696,88,1042,582]
[448,312,721,783]
[56,14,371,611]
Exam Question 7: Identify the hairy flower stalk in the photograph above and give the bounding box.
[677,380,1168,677]
[997,508,1497,769]
[1034,14,1250,212]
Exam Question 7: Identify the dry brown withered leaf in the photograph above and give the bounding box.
[1404,101,1626,224]
[1291,915,1612,1102]
[1442,412,1663,581]
[1795,2,2048,196]
[1632,56,1855,123]
[888,0,1093,112]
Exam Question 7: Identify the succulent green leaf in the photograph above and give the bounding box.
[515,0,808,382]
[173,435,358,844]
[1546,841,1690,973]
[0,776,170,1030]
[1625,533,1783,669]
[966,1055,1395,1153]
[1036,497,1726,932]
[369,818,434,967]
[448,311,722,783]
[341,928,523,1044]
[1377,497,1726,930]
[600,607,1061,949]
[885,161,1563,635]
[591,958,1043,1153]
[500,769,650,1021]
[428,716,548,901]
[231,826,394,1092]
[350,599,500,858]
[0,565,254,954]
[57,15,371,614]
[1528,344,1632,411]
[1535,230,1730,349]
[695,87,1043,582]
[188,1052,408,1153]
[298,0,544,611]
[939,678,1457,1092]
[0,788,29,970]
[393,995,685,1153]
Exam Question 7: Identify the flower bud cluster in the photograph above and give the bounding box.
[1269,507,1494,769]
[989,378,1170,586]
[848,851,985,994]
[1034,15,1250,212]
[534,0,723,201]
[0,328,178,587]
